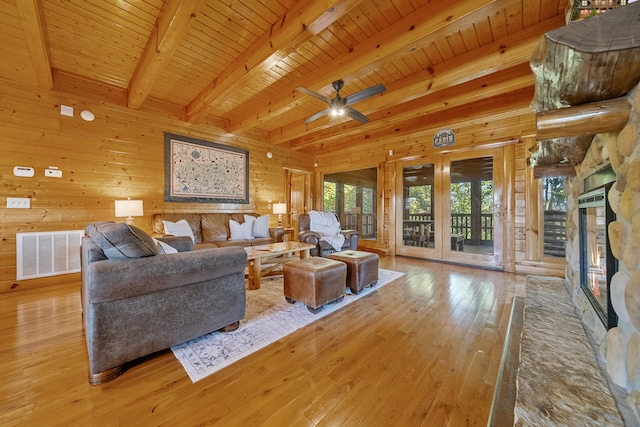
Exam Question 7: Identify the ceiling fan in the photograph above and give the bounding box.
[296,79,386,124]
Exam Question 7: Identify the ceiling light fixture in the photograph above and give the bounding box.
[330,108,345,117]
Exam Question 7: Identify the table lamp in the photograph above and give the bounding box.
[272,202,287,227]
[115,198,144,224]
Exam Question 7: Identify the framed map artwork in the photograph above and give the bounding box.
[164,132,249,203]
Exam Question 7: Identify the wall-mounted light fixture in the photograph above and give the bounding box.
[115,198,144,223]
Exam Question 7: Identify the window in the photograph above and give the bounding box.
[323,181,337,212]
[323,168,377,239]
[541,177,567,258]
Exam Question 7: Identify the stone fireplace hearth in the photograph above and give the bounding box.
[565,82,640,418]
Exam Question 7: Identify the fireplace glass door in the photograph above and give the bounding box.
[578,183,618,328]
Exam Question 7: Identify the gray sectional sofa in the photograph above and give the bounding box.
[81,221,247,384]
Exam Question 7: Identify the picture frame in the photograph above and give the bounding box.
[164,132,249,204]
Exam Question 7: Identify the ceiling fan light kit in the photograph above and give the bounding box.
[296,79,386,125]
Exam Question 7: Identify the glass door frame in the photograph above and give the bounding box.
[394,147,504,270]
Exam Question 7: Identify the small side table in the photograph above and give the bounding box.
[283,228,295,242]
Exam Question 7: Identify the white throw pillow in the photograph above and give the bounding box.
[152,238,179,254]
[163,219,195,243]
[229,219,253,240]
[245,214,269,238]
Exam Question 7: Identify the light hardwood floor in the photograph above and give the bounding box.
[0,256,526,426]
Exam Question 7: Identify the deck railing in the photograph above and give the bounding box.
[451,213,493,243]
[343,213,375,238]
[543,209,567,257]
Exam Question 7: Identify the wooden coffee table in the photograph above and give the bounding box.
[244,242,315,290]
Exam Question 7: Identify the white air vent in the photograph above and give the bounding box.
[16,230,84,280]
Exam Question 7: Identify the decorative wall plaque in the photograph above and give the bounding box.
[433,128,456,148]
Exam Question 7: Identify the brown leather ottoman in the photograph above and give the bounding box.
[284,257,346,313]
[328,250,379,295]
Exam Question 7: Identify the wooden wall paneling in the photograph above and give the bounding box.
[524,137,541,261]
[503,143,516,273]
[314,113,533,173]
[512,136,565,277]
[0,79,310,294]
[386,162,395,255]
[377,161,387,252]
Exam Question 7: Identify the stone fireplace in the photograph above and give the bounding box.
[565,82,640,416]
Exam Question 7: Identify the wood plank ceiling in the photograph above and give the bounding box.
[3,0,569,156]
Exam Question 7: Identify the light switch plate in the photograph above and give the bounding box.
[7,197,30,208]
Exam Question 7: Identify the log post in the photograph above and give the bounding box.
[536,97,631,140]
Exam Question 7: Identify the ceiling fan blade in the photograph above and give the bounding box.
[346,107,369,124]
[344,83,386,105]
[295,87,332,104]
[304,108,330,124]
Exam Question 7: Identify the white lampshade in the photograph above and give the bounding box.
[272,203,287,214]
[115,199,144,221]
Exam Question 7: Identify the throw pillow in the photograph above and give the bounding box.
[153,238,178,254]
[229,219,253,240]
[163,219,195,242]
[86,222,158,260]
[245,214,269,238]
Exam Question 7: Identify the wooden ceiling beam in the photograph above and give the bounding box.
[281,64,534,151]
[314,111,531,168]
[15,0,52,89]
[268,17,561,146]
[127,0,206,109]
[228,0,512,133]
[309,88,535,156]
[184,0,362,123]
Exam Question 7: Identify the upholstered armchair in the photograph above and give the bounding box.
[298,211,358,257]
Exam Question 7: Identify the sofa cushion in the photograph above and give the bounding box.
[163,219,196,243]
[229,219,253,240]
[245,214,269,238]
[86,222,158,260]
[216,239,252,248]
[201,214,230,242]
[153,238,178,254]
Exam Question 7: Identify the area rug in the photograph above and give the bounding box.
[172,268,404,382]
[513,275,624,426]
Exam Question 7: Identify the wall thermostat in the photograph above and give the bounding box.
[45,168,63,178]
[13,166,34,177]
